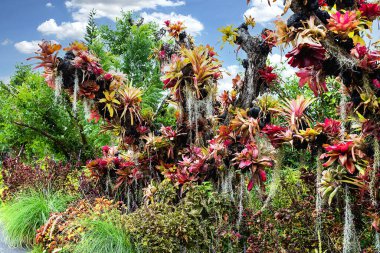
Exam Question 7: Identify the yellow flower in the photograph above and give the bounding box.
[299,128,321,142]
[99,90,121,118]
[218,25,238,46]
[244,15,256,28]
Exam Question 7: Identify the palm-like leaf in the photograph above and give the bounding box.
[119,84,143,125]
[271,95,316,131]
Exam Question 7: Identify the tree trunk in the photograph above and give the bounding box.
[235,25,270,109]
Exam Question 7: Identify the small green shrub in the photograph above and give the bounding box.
[73,219,134,253]
[125,181,236,253]
[0,190,75,247]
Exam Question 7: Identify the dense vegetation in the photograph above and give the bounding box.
[0,1,380,253]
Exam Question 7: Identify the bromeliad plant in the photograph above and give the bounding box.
[230,109,260,142]
[29,40,148,146]
[320,137,369,175]
[164,20,187,40]
[85,146,146,199]
[35,197,127,253]
[162,45,222,100]
[99,90,120,118]
[319,165,368,205]
[27,41,62,89]
[233,142,273,191]
[271,95,316,132]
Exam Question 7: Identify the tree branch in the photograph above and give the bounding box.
[154,92,170,117]
[13,121,71,159]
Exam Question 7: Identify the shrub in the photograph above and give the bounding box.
[0,190,75,247]
[125,180,237,253]
[1,157,78,200]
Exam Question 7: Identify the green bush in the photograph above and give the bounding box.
[0,191,75,247]
[125,181,236,253]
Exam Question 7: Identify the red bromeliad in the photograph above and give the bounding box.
[296,67,327,96]
[232,142,273,191]
[351,44,380,70]
[315,118,342,139]
[359,3,380,21]
[261,125,290,148]
[285,35,326,69]
[320,140,367,174]
[27,41,62,89]
[259,66,278,85]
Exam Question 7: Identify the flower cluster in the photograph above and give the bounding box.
[162,45,222,100]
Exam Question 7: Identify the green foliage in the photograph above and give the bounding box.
[98,12,163,110]
[125,181,236,253]
[89,39,121,72]
[85,9,98,46]
[0,65,111,161]
[153,104,177,127]
[0,190,75,247]
[29,245,44,253]
[73,220,134,253]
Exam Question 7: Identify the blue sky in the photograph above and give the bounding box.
[0,0,290,86]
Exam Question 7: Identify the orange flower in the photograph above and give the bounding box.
[166,21,186,39]
[327,11,360,37]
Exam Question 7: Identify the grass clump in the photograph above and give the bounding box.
[0,190,75,247]
[73,219,134,253]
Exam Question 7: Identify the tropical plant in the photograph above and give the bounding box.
[271,95,316,131]
[99,90,121,118]
[320,139,368,174]
[232,142,273,191]
[73,220,134,253]
[125,181,235,253]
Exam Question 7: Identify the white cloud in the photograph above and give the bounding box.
[244,0,283,24]
[218,65,242,92]
[65,0,185,21]
[1,39,12,46]
[14,40,42,54]
[14,40,58,54]
[46,2,54,7]
[268,53,296,78]
[140,12,204,36]
[37,19,86,40]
